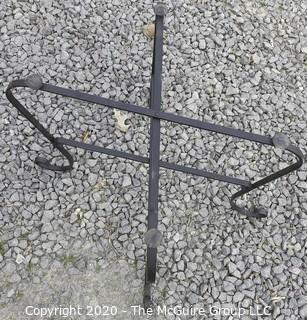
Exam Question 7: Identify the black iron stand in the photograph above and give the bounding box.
[6,3,303,308]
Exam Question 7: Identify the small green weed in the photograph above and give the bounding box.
[60,254,76,266]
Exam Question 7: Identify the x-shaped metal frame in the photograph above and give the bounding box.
[6,3,303,308]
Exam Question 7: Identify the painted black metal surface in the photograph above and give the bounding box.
[5,3,304,308]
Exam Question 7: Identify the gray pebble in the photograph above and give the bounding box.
[199,40,206,50]
[54,110,64,122]
[122,175,131,187]
[45,200,58,210]
[28,231,40,241]
[233,292,245,303]
[261,266,271,279]
[299,305,307,319]
[41,223,53,233]
[226,86,239,96]
[9,273,21,283]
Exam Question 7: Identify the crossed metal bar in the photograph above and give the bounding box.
[6,3,304,308]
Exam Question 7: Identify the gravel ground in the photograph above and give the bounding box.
[0,0,307,319]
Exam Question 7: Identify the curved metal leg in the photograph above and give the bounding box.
[6,77,74,172]
[230,144,304,219]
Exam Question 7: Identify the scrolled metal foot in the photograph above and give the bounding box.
[34,140,74,172]
[230,188,268,219]
[35,156,72,172]
[253,207,267,218]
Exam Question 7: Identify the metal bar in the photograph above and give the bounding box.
[146,11,164,285]
[40,83,272,146]
[160,161,251,187]
[55,138,304,190]
[56,138,251,187]
[147,14,163,229]
[56,137,149,164]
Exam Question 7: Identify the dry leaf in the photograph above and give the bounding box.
[113,110,130,133]
[93,178,107,192]
[143,23,155,39]
[81,130,92,142]
[271,295,286,303]
[74,208,83,219]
